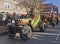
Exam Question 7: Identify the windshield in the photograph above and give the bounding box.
[20,12,34,19]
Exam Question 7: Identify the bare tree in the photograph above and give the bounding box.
[19,0,46,12]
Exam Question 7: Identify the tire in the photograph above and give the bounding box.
[20,26,32,40]
[44,24,47,29]
[8,26,15,38]
[52,23,55,27]
[52,21,55,27]
[8,32,15,38]
[39,23,45,32]
[39,26,45,32]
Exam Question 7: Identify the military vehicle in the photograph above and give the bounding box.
[7,9,46,40]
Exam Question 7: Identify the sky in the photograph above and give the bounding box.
[44,0,60,12]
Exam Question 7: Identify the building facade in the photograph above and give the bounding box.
[0,0,20,14]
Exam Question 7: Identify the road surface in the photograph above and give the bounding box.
[0,24,60,44]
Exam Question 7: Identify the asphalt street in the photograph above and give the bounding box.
[0,23,60,44]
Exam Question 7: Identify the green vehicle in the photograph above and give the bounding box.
[17,13,46,40]
[7,11,46,41]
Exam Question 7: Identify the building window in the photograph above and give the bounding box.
[4,3,9,9]
[14,4,17,9]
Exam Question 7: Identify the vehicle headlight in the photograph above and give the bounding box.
[12,20,15,23]
[11,20,16,27]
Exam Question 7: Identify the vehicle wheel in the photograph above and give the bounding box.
[52,21,55,27]
[52,23,55,27]
[40,26,45,32]
[8,32,15,38]
[44,24,47,29]
[20,26,32,40]
[39,23,45,32]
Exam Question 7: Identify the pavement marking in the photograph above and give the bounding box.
[56,30,60,40]
[32,32,60,36]
[46,29,59,32]
[51,41,60,43]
